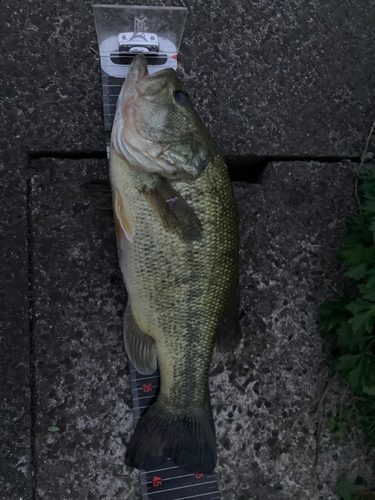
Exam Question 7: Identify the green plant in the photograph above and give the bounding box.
[326,386,352,438]
[319,164,375,446]
[337,474,375,499]
[338,475,354,500]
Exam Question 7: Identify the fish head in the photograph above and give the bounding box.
[112,55,218,180]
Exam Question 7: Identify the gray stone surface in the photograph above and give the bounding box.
[29,159,140,499]
[0,0,104,153]
[0,0,374,156]
[211,161,375,499]
[179,0,375,156]
[27,159,375,499]
[0,154,33,500]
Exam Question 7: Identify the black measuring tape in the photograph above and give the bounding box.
[129,363,221,500]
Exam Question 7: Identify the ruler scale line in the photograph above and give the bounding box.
[147,480,219,496]
[145,472,212,484]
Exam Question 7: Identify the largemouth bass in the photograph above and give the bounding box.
[110,55,241,473]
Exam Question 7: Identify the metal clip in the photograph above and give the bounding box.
[118,32,160,53]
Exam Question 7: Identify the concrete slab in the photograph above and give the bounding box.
[0,0,105,153]
[29,158,374,499]
[29,158,140,499]
[212,161,375,499]
[0,154,33,500]
[179,0,375,157]
[0,0,374,156]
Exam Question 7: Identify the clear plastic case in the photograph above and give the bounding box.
[93,5,188,155]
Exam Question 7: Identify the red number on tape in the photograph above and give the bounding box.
[143,383,152,393]
[152,476,162,487]
[195,473,204,479]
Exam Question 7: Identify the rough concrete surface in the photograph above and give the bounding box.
[29,159,139,499]
[1,0,375,498]
[0,0,104,153]
[0,0,374,155]
[212,162,375,499]
[0,154,33,500]
[179,0,375,156]
[24,159,375,500]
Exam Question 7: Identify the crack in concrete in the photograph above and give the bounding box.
[27,152,361,184]
[26,172,37,500]
[28,151,107,161]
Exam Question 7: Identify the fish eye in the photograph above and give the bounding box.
[174,90,189,105]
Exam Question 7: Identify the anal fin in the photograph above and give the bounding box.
[123,302,157,375]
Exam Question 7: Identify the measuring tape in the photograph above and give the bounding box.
[129,363,221,500]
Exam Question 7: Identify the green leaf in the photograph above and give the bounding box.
[333,353,360,371]
[362,199,375,212]
[359,271,375,290]
[369,219,375,234]
[357,396,375,446]
[326,415,350,438]
[318,298,352,337]
[348,307,375,334]
[337,475,354,500]
[348,367,362,391]
[333,354,363,392]
[335,425,347,439]
[341,244,375,266]
[346,297,370,314]
[334,352,375,394]
[361,353,375,393]
[357,284,375,301]
[363,385,375,395]
[343,213,374,247]
[345,264,368,280]
[48,426,60,432]
[326,416,336,431]
[361,165,375,182]
[319,166,375,446]
[364,267,375,279]
[336,323,366,352]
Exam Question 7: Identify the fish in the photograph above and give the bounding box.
[109,54,241,473]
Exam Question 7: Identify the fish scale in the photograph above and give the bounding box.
[114,152,237,412]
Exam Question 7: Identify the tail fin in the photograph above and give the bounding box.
[125,400,216,473]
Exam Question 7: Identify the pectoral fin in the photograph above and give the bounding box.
[143,176,202,241]
[123,302,157,375]
[114,188,134,242]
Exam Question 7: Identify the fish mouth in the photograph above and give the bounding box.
[130,54,149,79]
[124,55,149,92]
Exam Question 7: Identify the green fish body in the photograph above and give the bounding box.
[110,55,240,472]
